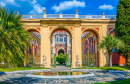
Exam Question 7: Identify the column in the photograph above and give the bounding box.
[32,40,34,64]
[34,40,35,64]
[72,24,82,68]
[100,24,108,66]
[97,40,99,67]
[40,24,51,68]
[36,41,38,64]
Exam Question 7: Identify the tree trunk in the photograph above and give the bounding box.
[125,58,128,67]
[109,55,112,67]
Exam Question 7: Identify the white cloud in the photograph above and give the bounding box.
[6,0,15,3]
[30,0,46,14]
[99,4,114,10]
[19,0,27,2]
[3,0,20,6]
[0,2,5,7]
[52,0,85,12]
[31,0,37,4]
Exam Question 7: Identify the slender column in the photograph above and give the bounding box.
[32,41,34,64]
[36,41,38,64]
[97,40,99,67]
[93,37,95,64]
[33,40,35,64]
[89,37,90,66]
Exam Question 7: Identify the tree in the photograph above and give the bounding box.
[0,7,31,67]
[115,0,130,66]
[56,53,66,64]
[54,54,56,68]
[66,54,69,67]
[98,34,124,67]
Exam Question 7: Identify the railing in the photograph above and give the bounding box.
[22,15,43,19]
[21,14,116,19]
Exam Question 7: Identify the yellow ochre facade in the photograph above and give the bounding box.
[21,18,115,68]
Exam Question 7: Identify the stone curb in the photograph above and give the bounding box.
[1,69,130,74]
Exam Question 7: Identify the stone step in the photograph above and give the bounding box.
[51,66,71,70]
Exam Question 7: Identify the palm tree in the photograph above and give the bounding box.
[98,34,124,67]
[0,7,31,67]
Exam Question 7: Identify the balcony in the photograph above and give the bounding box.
[21,10,116,19]
[21,14,116,19]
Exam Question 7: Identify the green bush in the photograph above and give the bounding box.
[0,64,9,68]
[104,64,109,67]
[66,54,69,67]
[56,53,65,64]
[54,54,56,68]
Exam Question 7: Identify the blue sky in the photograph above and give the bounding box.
[0,0,119,15]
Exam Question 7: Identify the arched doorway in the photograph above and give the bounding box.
[25,28,41,67]
[81,29,99,67]
[50,28,72,67]
[58,49,65,55]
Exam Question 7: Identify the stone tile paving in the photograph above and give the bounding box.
[0,69,130,84]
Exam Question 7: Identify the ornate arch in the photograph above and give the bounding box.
[57,48,66,56]
[109,28,115,34]
[82,28,99,38]
[25,27,40,33]
[49,26,73,38]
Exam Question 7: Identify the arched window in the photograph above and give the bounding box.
[64,36,66,42]
[35,41,37,46]
[56,36,58,42]
[90,37,93,43]
[38,49,40,55]
[69,37,71,45]
[59,35,63,42]
[69,47,71,56]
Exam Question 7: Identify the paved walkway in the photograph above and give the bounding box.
[0,69,129,84]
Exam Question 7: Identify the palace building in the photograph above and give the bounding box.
[22,10,127,68]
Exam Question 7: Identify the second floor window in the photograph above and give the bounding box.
[59,35,63,42]
[86,40,87,45]
[69,37,71,45]
[56,36,58,42]
[90,37,93,43]
[89,46,92,54]
[64,36,66,42]
[69,48,71,56]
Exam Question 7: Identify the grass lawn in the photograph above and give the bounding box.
[92,79,130,84]
[0,67,50,72]
[72,66,130,70]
